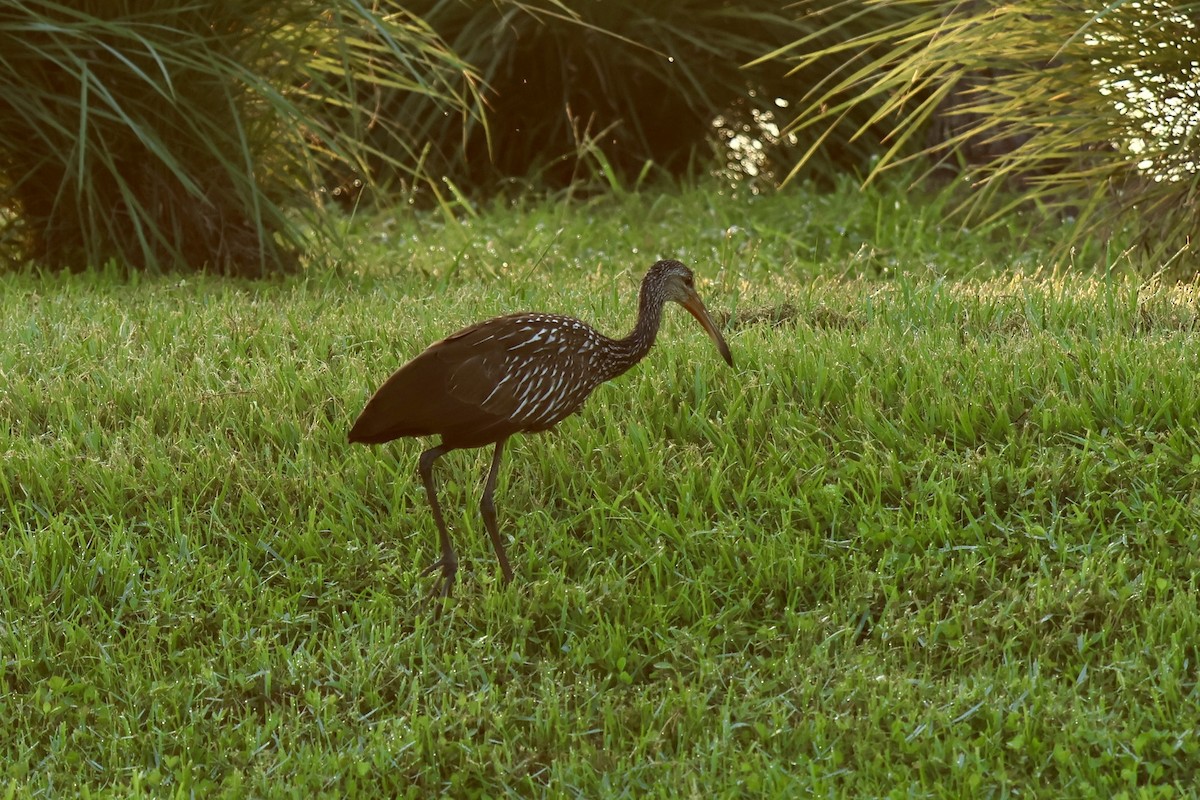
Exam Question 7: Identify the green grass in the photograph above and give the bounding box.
[3,180,1199,796]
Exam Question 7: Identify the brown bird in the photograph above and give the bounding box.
[349,259,733,597]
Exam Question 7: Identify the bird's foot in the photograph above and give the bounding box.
[420,556,457,609]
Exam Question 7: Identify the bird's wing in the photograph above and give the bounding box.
[437,314,601,424]
[435,316,529,419]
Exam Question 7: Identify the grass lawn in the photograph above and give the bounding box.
[2,180,1199,796]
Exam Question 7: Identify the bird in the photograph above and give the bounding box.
[348,259,734,598]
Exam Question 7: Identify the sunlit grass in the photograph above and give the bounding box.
[2,182,1198,795]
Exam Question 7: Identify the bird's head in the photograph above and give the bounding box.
[647,259,734,367]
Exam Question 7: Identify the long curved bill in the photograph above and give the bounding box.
[679,290,734,367]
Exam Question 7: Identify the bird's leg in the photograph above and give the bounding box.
[417,444,457,598]
[480,437,514,584]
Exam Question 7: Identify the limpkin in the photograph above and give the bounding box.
[349,259,733,597]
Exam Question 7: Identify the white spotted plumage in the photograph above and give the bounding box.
[441,311,631,432]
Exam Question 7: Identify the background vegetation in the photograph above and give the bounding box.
[0,0,481,276]
[776,0,1200,269]
[6,1,1196,274]
[385,0,914,191]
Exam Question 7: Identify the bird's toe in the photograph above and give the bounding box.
[421,556,457,600]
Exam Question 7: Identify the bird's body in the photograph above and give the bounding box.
[349,259,733,598]
[349,312,635,449]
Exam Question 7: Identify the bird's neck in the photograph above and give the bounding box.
[606,284,664,378]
